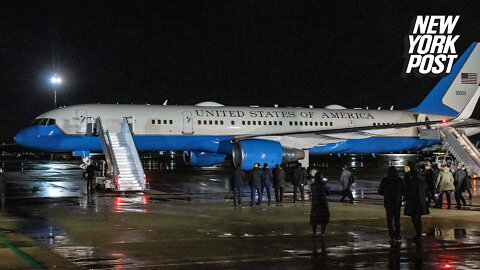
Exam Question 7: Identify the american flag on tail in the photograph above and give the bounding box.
[461,73,477,84]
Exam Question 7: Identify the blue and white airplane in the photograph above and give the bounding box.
[14,43,480,169]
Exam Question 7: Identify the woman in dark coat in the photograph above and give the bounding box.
[404,167,430,240]
[310,172,330,237]
[378,166,405,242]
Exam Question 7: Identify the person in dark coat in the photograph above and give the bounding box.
[378,166,406,242]
[424,162,439,208]
[230,168,246,206]
[249,163,264,206]
[454,164,467,209]
[310,172,330,237]
[0,168,6,210]
[463,164,473,201]
[292,163,307,203]
[262,163,273,205]
[273,164,286,205]
[83,164,98,191]
[404,167,430,241]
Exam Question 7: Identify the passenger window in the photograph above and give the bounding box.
[305,122,309,126]
[315,122,318,126]
[320,122,323,126]
[300,122,303,126]
[204,120,207,125]
[215,120,218,125]
[231,121,235,125]
[273,121,277,125]
[330,122,333,126]
[324,122,328,126]
[247,121,251,125]
[242,121,245,125]
[264,121,267,125]
[152,120,155,124]
[279,121,282,126]
[310,121,313,126]
[163,120,167,124]
[252,121,256,125]
[295,121,298,126]
[157,120,161,124]
[220,120,224,125]
[289,121,293,126]
[198,120,201,125]
[209,120,213,125]
[169,120,173,124]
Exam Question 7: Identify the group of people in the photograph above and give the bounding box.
[378,161,473,244]
[229,162,308,207]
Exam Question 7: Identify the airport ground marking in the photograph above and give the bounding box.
[0,235,47,270]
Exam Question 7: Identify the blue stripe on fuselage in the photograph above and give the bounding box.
[15,125,440,154]
[14,125,233,153]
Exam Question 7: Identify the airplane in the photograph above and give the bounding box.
[14,42,480,170]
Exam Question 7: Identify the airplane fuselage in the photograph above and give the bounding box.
[14,103,453,154]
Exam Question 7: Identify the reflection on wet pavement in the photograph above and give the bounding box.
[3,160,480,269]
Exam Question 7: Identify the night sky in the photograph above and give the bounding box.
[2,1,480,142]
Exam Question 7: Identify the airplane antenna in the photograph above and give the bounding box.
[163,100,168,105]
[390,106,394,110]
[274,104,278,107]
[377,107,381,110]
[308,105,314,108]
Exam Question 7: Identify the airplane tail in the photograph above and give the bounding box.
[410,42,480,120]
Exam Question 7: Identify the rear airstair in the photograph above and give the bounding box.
[96,118,147,191]
[440,127,480,176]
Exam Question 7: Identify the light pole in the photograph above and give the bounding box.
[50,74,62,108]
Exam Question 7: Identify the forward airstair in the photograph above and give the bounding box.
[96,118,147,191]
[440,127,480,175]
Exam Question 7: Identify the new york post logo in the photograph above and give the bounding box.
[403,15,460,77]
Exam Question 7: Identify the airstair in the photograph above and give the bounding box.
[440,127,480,175]
[96,117,147,191]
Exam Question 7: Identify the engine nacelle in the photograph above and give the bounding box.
[183,151,226,167]
[232,139,305,170]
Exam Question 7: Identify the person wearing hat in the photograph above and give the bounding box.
[261,163,273,205]
[435,164,455,209]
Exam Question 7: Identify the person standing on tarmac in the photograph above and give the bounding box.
[249,163,264,206]
[273,164,286,205]
[262,163,273,205]
[339,165,355,203]
[424,162,439,208]
[404,166,430,241]
[435,164,455,209]
[378,166,405,243]
[0,168,6,211]
[230,167,246,207]
[310,172,330,237]
[454,164,467,209]
[83,163,97,192]
[292,162,307,203]
[463,164,473,202]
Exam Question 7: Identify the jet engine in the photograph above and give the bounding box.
[183,151,226,167]
[232,139,305,170]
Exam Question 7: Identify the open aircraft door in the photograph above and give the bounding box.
[76,109,88,134]
[182,112,194,135]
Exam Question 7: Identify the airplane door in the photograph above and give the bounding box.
[182,112,194,135]
[76,109,88,134]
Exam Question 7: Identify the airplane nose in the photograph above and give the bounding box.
[14,130,26,146]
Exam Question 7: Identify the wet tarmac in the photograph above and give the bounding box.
[1,159,480,269]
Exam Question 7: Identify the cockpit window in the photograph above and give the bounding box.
[30,118,56,126]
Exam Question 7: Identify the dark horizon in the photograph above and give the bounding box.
[2,1,480,142]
